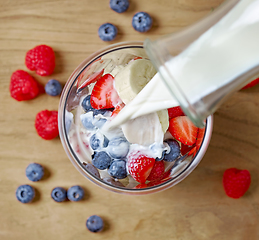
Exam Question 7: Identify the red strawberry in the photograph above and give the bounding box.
[25,45,55,76]
[90,74,121,109]
[181,143,195,155]
[111,103,125,117]
[168,116,198,145]
[134,183,148,189]
[185,127,206,156]
[9,70,42,101]
[35,110,59,140]
[168,106,185,119]
[223,168,251,199]
[241,78,259,90]
[77,69,104,91]
[127,152,155,184]
[147,161,165,182]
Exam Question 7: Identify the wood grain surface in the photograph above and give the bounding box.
[1,0,259,239]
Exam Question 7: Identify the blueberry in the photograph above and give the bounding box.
[132,12,153,32]
[98,23,117,42]
[45,79,62,96]
[16,185,35,203]
[67,185,84,202]
[107,137,129,159]
[93,118,107,129]
[109,0,129,13]
[81,95,94,112]
[80,112,96,130]
[108,160,127,179]
[51,187,67,202]
[86,215,104,233]
[163,139,181,162]
[83,163,101,178]
[92,151,112,170]
[25,163,44,182]
[90,132,109,150]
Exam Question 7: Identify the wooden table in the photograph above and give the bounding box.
[1,0,259,239]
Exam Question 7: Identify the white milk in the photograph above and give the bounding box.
[108,0,259,129]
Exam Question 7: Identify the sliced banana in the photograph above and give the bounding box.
[157,109,169,133]
[121,112,164,146]
[114,59,157,104]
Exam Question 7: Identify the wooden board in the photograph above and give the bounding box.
[1,0,259,239]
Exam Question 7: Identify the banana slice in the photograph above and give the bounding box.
[114,59,156,104]
[157,109,169,133]
[121,112,164,146]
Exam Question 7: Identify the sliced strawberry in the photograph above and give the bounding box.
[77,69,104,91]
[168,106,185,120]
[147,161,165,182]
[133,56,142,60]
[241,78,259,90]
[196,127,205,150]
[181,143,196,155]
[111,103,125,117]
[134,183,148,189]
[90,74,121,109]
[127,152,155,184]
[168,116,198,145]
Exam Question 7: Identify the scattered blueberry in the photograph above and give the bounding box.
[81,95,94,112]
[83,163,101,178]
[16,185,35,203]
[163,139,181,162]
[51,187,67,202]
[107,137,129,159]
[92,151,112,170]
[98,23,118,42]
[67,185,84,202]
[80,112,96,130]
[86,215,104,233]
[90,132,109,150]
[109,0,129,13]
[103,177,125,187]
[45,79,62,96]
[93,118,107,128]
[25,163,44,182]
[132,12,153,32]
[108,160,127,179]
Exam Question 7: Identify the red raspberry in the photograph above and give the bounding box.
[223,168,251,199]
[25,45,55,76]
[10,70,41,101]
[147,161,165,182]
[35,110,59,140]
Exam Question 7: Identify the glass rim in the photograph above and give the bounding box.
[58,41,214,195]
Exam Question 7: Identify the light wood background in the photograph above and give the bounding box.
[1,0,259,239]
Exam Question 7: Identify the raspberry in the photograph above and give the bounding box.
[35,110,59,140]
[25,45,55,76]
[223,168,251,199]
[9,70,41,101]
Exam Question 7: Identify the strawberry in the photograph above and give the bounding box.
[223,168,251,199]
[90,74,121,109]
[134,183,148,189]
[77,69,104,91]
[180,143,195,155]
[147,161,165,182]
[111,103,125,117]
[127,152,155,184]
[168,116,198,145]
[241,78,259,90]
[185,127,206,156]
[168,106,185,119]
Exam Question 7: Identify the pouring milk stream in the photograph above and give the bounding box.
[107,0,259,130]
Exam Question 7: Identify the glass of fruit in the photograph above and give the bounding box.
[58,42,213,195]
